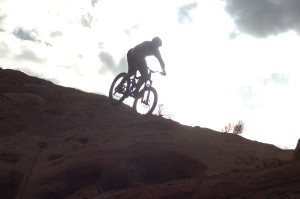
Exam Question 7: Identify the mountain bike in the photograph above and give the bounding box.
[109,67,163,116]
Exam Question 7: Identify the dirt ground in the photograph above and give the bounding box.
[0,68,299,199]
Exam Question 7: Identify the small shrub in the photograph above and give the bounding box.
[223,123,233,133]
[223,120,245,135]
[156,104,172,119]
[233,120,244,135]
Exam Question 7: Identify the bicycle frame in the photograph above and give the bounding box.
[128,67,155,97]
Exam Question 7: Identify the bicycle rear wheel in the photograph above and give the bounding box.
[133,87,158,116]
[109,73,129,105]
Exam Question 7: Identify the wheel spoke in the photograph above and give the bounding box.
[133,87,158,116]
[109,73,129,105]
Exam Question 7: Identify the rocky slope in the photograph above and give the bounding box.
[0,68,298,199]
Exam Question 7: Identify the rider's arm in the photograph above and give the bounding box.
[154,49,166,75]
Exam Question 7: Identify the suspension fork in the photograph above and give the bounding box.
[142,80,152,104]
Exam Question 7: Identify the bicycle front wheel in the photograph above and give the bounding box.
[109,73,129,105]
[133,87,158,116]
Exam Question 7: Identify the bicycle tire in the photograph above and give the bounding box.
[109,73,129,105]
[133,87,158,116]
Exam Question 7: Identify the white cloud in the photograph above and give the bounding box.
[0,41,9,58]
[14,47,46,63]
[50,31,63,38]
[263,73,290,85]
[0,12,6,32]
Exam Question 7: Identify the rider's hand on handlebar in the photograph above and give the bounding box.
[160,71,167,76]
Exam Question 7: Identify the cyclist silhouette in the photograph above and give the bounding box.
[122,37,166,94]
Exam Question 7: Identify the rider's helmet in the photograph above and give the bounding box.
[152,37,162,48]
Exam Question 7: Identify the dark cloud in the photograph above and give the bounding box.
[224,0,300,37]
[81,13,93,28]
[13,27,39,42]
[13,27,52,46]
[98,52,127,75]
[50,31,63,38]
[178,2,198,24]
[0,41,9,58]
[264,73,289,85]
[14,48,46,63]
[91,0,100,7]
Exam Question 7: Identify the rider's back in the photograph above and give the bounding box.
[131,41,157,59]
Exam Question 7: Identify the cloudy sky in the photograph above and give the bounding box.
[1,0,299,149]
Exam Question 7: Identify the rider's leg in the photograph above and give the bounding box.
[135,60,148,94]
[116,50,136,92]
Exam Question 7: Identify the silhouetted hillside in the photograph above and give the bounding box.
[0,68,299,199]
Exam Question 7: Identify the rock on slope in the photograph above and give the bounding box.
[0,68,298,199]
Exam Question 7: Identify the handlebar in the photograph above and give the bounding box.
[149,70,160,73]
[147,67,166,76]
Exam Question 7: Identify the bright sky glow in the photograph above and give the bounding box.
[1,0,299,149]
